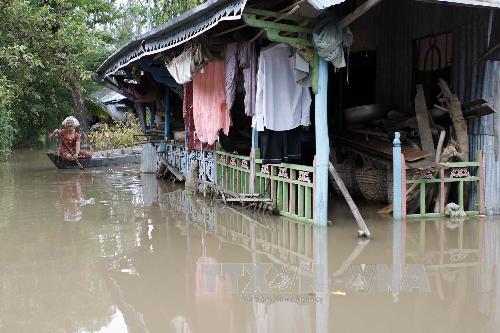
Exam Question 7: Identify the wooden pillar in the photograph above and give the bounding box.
[163,89,171,140]
[313,58,330,226]
[393,132,403,220]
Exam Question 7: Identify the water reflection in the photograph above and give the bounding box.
[4,151,500,332]
[55,172,92,222]
[105,188,333,333]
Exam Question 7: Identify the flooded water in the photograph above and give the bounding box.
[1,150,499,332]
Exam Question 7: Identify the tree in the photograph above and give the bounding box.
[0,0,206,159]
[0,0,118,156]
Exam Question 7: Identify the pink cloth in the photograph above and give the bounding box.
[183,82,215,151]
[193,61,231,145]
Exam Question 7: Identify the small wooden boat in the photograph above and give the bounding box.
[47,148,141,169]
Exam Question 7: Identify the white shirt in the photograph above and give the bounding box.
[253,43,311,131]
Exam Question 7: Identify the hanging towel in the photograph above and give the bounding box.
[193,61,231,145]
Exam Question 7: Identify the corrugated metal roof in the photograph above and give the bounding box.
[419,0,500,8]
[96,0,247,78]
[91,88,126,104]
[307,0,347,10]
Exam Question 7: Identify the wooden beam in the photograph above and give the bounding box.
[244,7,306,22]
[212,1,305,38]
[415,85,436,160]
[243,13,312,34]
[340,0,385,28]
[250,5,302,42]
[479,41,500,61]
[329,162,371,237]
[159,156,185,181]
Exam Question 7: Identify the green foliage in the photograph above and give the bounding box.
[152,0,205,26]
[0,102,15,159]
[0,0,123,157]
[88,113,141,151]
[0,0,205,158]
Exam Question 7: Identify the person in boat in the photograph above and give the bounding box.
[49,116,92,160]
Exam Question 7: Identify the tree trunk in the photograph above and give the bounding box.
[67,73,90,133]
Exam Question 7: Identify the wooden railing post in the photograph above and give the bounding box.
[393,132,403,220]
[479,150,485,215]
[401,154,407,219]
[163,89,170,140]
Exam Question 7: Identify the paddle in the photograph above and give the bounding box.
[57,130,84,170]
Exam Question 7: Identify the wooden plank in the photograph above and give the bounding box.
[335,134,431,162]
[438,79,468,162]
[305,187,312,219]
[242,14,312,33]
[420,183,426,215]
[339,0,385,28]
[159,156,184,181]
[462,98,487,110]
[244,8,306,22]
[329,163,371,237]
[463,105,496,119]
[415,85,436,160]
[298,185,304,217]
[225,198,273,203]
[459,181,464,209]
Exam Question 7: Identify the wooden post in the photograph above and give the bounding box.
[163,89,170,140]
[393,132,403,220]
[479,151,485,215]
[329,162,370,237]
[401,154,407,219]
[440,168,445,214]
[184,125,189,176]
[313,58,330,226]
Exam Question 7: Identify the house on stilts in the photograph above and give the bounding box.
[95,0,500,226]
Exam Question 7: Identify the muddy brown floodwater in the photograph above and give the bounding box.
[1,150,500,333]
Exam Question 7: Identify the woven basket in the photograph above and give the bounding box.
[355,167,388,202]
[387,169,417,203]
[332,161,361,197]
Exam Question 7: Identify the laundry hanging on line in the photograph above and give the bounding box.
[192,60,231,145]
[166,44,207,84]
[224,41,257,116]
[253,43,311,132]
[260,127,303,165]
[183,82,215,151]
[312,16,353,69]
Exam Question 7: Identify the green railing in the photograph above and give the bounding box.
[405,152,485,218]
[216,151,315,224]
[216,151,252,194]
[254,159,314,223]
